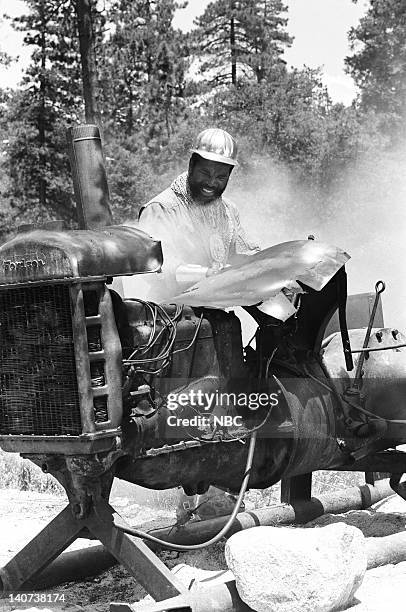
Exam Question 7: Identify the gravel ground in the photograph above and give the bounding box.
[1,483,406,612]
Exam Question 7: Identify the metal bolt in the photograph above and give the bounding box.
[72,503,81,517]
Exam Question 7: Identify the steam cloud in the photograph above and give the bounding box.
[230,148,406,332]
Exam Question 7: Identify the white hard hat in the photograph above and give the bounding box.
[190,128,238,166]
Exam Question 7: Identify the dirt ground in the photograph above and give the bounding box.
[1,483,406,612]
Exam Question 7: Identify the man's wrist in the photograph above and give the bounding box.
[176,264,208,284]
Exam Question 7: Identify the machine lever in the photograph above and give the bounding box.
[342,281,386,440]
[352,280,385,391]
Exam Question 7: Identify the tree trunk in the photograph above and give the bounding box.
[38,1,47,209]
[230,15,237,86]
[126,80,133,136]
[74,0,100,124]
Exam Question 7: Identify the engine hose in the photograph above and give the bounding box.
[113,431,257,551]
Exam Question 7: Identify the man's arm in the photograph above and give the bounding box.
[139,202,211,291]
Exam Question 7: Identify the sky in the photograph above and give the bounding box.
[0,0,369,104]
[173,0,369,104]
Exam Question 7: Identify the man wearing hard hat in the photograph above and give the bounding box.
[137,129,258,518]
[138,128,259,301]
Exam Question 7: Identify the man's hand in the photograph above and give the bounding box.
[176,264,209,284]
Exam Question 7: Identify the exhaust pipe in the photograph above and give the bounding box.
[68,124,113,229]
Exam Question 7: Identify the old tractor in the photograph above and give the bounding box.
[0,125,406,610]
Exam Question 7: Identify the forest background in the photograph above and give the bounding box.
[0,0,405,326]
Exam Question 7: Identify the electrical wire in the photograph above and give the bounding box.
[125,299,157,358]
[264,347,278,379]
[122,302,182,373]
[113,430,257,551]
[172,314,203,355]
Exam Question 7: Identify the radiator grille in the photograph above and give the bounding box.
[0,284,82,435]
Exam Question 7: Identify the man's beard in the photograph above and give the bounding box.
[187,175,226,204]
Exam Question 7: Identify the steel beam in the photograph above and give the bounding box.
[0,504,83,592]
[84,499,187,601]
[0,498,187,601]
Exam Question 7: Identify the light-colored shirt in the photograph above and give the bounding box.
[138,172,259,301]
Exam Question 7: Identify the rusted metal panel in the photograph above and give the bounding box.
[91,284,123,430]
[274,373,342,479]
[172,240,349,315]
[0,433,118,455]
[0,226,162,285]
[71,284,96,434]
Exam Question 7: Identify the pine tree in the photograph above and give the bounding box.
[238,0,293,83]
[192,0,292,86]
[4,0,84,227]
[346,0,406,134]
[101,0,188,148]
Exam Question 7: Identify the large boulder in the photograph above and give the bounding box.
[225,523,367,612]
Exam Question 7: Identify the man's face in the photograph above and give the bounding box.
[188,156,232,204]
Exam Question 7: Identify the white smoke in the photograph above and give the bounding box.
[229,147,406,331]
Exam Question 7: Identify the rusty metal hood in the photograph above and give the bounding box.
[0,225,163,285]
[172,240,350,321]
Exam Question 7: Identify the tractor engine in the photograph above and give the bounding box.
[0,124,406,510]
[3,125,406,602]
[0,220,403,509]
[0,221,334,496]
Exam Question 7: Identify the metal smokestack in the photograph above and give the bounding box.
[68,124,113,229]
